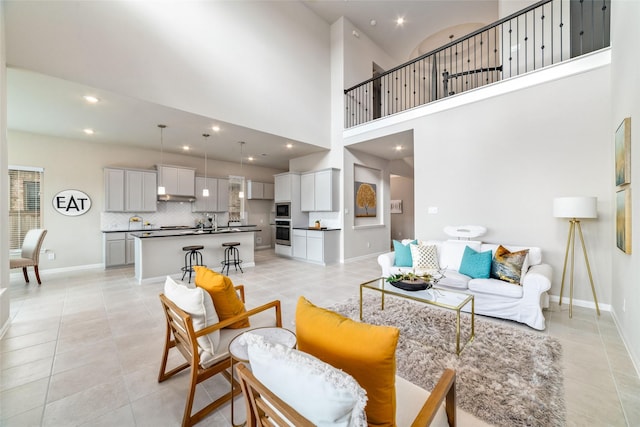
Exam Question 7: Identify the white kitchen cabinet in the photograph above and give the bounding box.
[125,170,157,212]
[104,232,137,267]
[247,181,275,200]
[306,230,324,263]
[291,229,339,265]
[157,165,195,196]
[263,183,274,200]
[193,176,230,212]
[300,168,339,212]
[105,167,157,212]
[292,229,307,259]
[104,168,125,212]
[104,232,126,267]
[274,173,294,202]
[125,233,135,265]
[217,178,229,211]
[247,181,264,199]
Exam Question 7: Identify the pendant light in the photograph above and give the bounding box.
[157,124,167,195]
[238,141,245,199]
[202,133,210,197]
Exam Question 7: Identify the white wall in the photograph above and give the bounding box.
[8,131,284,270]
[1,1,10,334]
[390,175,415,242]
[4,1,332,148]
[610,0,640,373]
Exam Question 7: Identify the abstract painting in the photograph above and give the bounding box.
[616,187,632,254]
[615,117,631,187]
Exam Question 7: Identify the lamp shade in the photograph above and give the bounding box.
[553,196,597,219]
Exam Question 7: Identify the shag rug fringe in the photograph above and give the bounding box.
[330,295,565,427]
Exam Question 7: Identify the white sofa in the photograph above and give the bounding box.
[377,240,552,330]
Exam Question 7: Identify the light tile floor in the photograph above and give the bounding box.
[2,249,639,426]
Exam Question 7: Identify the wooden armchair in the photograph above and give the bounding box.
[236,361,457,427]
[158,285,282,427]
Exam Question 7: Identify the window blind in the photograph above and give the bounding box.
[9,166,43,250]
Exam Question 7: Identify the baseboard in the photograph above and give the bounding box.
[10,263,105,281]
[548,294,612,312]
[610,310,640,379]
[0,317,9,340]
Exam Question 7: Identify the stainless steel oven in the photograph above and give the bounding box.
[275,202,291,220]
[275,220,291,246]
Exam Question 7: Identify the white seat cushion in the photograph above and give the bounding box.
[437,270,471,290]
[468,278,524,298]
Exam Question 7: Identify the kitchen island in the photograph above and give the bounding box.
[130,228,259,284]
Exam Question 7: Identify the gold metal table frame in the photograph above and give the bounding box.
[360,277,475,355]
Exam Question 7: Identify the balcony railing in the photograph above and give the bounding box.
[344,0,610,128]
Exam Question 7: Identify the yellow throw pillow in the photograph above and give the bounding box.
[194,266,249,329]
[295,296,399,427]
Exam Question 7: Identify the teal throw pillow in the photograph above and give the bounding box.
[458,246,492,279]
[393,240,417,267]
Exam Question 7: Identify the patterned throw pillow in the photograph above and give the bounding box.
[491,245,530,284]
[410,244,439,270]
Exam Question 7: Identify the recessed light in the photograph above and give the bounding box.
[83,128,95,135]
[211,125,220,132]
[396,17,405,26]
[370,19,377,26]
[395,145,403,151]
[83,95,99,104]
[248,156,254,162]
[286,143,293,149]
[182,145,190,151]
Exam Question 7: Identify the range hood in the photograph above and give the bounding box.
[157,194,196,202]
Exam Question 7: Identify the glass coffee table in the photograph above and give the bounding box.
[360,277,475,355]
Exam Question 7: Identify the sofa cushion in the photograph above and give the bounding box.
[410,244,439,270]
[244,332,368,427]
[458,246,492,279]
[468,278,524,298]
[437,270,472,290]
[439,240,482,271]
[490,245,529,284]
[163,276,220,367]
[296,297,399,427]
[393,240,416,267]
[194,266,250,328]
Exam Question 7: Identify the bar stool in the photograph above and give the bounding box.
[181,245,205,283]
[221,242,243,275]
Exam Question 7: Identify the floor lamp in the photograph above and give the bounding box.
[553,196,600,318]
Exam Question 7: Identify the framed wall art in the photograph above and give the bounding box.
[616,187,632,254]
[390,200,403,214]
[354,181,377,218]
[615,117,631,187]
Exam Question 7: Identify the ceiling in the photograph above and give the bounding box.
[6,1,497,170]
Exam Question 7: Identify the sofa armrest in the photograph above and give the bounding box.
[377,252,396,277]
[522,264,552,295]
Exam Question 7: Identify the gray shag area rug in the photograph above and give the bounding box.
[330,295,565,427]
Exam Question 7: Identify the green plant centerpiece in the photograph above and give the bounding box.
[385,269,445,291]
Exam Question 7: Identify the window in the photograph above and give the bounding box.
[9,166,43,250]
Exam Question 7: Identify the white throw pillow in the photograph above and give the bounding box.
[244,332,367,427]
[163,276,220,367]
[410,244,439,271]
[439,240,482,271]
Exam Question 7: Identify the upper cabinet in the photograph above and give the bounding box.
[300,168,340,212]
[247,181,274,200]
[274,172,299,202]
[104,167,157,212]
[157,165,196,197]
[192,176,230,212]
